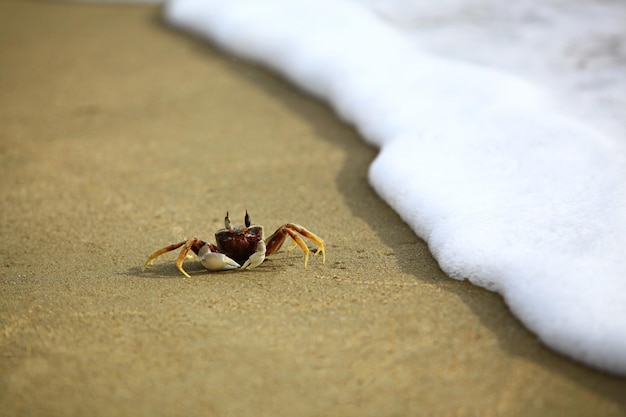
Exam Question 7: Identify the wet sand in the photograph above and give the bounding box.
[1,2,625,416]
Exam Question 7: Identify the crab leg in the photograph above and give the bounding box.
[285,228,311,267]
[142,240,186,271]
[284,223,326,264]
[175,238,200,278]
[265,223,326,267]
[142,238,205,278]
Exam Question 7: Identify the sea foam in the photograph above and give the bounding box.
[164,0,626,375]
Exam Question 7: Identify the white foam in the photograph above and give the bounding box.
[164,0,626,375]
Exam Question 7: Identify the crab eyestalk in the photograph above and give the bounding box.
[225,211,232,230]
[244,210,251,228]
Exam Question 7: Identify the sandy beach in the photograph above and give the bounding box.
[1,1,625,416]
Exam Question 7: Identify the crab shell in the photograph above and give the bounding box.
[214,225,264,266]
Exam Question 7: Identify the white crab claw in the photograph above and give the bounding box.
[200,252,240,271]
[241,240,266,270]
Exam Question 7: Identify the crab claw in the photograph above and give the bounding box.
[241,240,266,270]
[200,251,240,271]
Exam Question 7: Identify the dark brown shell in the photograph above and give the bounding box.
[215,225,264,265]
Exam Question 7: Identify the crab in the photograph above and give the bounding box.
[142,211,325,277]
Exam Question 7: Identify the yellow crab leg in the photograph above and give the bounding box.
[175,239,199,278]
[284,228,311,268]
[285,224,326,264]
[142,240,186,271]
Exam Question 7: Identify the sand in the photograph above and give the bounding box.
[1,1,625,416]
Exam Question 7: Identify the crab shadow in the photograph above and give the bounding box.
[127,263,213,279]
[154,16,626,403]
[128,254,290,279]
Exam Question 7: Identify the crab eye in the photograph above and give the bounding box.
[244,210,251,228]
[225,211,232,229]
